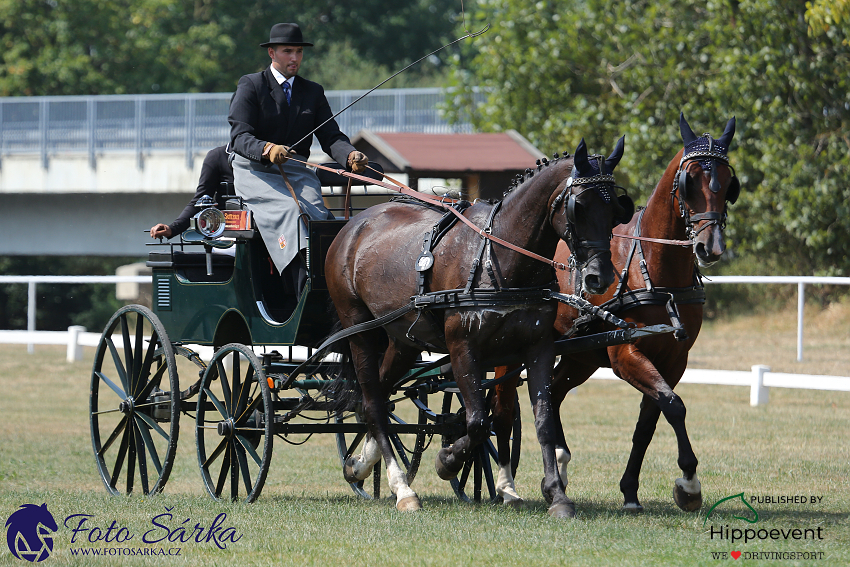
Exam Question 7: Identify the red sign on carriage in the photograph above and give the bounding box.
[224,211,251,231]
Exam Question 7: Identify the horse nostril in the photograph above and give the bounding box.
[583,273,601,291]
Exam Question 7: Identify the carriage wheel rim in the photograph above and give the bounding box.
[196,343,273,503]
[89,305,179,496]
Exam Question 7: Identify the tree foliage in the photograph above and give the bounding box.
[0,0,459,95]
[806,0,850,44]
[448,0,850,275]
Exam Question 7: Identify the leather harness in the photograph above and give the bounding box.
[566,207,705,342]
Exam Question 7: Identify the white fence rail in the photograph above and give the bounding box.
[0,275,150,354]
[1,274,849,404]
[702,276,850,361]
[588,366,849,406]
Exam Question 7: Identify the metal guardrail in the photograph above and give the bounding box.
[0,88,486,169]
[2,275,849,362]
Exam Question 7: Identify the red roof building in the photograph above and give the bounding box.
[351,130,545,201]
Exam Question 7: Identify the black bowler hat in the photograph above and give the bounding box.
[260,23,313,47]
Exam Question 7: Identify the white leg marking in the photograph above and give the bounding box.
[495,464,523,504]
[386,458,417,502]
[675,473,701,495]
[350,435,382,481]
[555,447,571,487]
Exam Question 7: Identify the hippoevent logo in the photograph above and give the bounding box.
[704,492,826,560]
[5,504,58,562]
[6,504,243,560]
[704,492,759,526]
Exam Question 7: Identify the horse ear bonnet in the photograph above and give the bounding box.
[605,135,625,173]
[678,113,740,204]
[615,193,635,225]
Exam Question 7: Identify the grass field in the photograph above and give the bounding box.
[1,305,848,566]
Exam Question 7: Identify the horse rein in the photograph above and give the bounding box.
[283,155,572,272]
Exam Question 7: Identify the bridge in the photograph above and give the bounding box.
[0,88,485,256]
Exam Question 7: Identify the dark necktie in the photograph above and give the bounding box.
[282,81,291,105]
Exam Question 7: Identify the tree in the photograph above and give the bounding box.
[447,0,850,275]
[806,0,850,44]
[0,0,460,95]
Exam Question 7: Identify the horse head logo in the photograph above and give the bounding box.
[703,492,759,527]
[5,504,58,562]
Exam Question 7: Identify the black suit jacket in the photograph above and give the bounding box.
[169,145,234,236]
[228,68,355,166]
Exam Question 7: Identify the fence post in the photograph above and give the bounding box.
[27,281,36,354]
[750,365,770,406]
[797,281,805,362]
[67,325,86,362]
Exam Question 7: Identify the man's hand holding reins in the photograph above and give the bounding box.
[264,143,292,165]
[347,151,368,173]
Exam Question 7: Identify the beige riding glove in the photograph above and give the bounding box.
[347,151,368,174]
[264,143,292,165]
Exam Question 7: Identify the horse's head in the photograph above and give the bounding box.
[549,136,633,295]
[675,113,739,267]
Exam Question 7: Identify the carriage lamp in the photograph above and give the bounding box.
[195,207,226,239]
[191,195,226,239]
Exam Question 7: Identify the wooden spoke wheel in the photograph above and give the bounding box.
[196,343,273,503]
[90,305,179,496]
[335,393,429,499]
[441,390,521,503]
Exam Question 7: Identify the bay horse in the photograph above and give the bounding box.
[491,113,739,512]
[325,137,633,517]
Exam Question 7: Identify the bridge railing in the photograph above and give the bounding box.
[0,88,486,169]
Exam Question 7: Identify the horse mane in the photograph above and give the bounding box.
[500,151,573,201]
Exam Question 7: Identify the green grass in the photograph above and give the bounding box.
[1,331,849,566]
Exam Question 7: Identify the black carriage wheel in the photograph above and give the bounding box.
[335,392,429,499]
[441,390,521,504]
[90,304,179,496]
[196,343,273,503]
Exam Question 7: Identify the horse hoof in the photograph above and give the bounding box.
[547,501,576,519]
[343,456,366,483]
[504,497,525,510]
[673,484,702,512]
[540,478,553,506]
[435,448,458,480]
[396,495,422,512]
[622,502,644,513]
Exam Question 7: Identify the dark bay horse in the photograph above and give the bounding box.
[325,137,632,517]
[492,114,739,512]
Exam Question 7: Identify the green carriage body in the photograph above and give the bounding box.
[147,219,346,348]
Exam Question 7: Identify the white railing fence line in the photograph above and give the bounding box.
[0,275,150,354]
[2,328,847,405]
[702,276,850,361]
[1,274,849,403]
[587,366,849,406]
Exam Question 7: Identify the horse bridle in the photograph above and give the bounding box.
[671,137,740,242]
[548,159,627,294]
[549,174,616,251]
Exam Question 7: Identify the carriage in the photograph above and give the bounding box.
[88,155,675,508]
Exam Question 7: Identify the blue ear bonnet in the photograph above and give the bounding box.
[683,135,729,171]
[569,155,615,203]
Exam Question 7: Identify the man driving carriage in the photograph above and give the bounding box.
[228,22,368,295]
